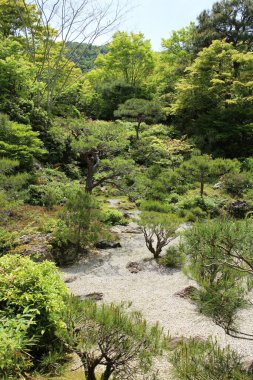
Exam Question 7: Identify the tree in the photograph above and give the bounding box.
[149,24,195,96]
[62,296,167,380]
[172,40,253,157]
[0,158,29,219]
[7,0,127,112]
[114,98,165,140]
[179,155,239,196]
[93,32,155,87]
[0,113,45,168]
[193,0,253,52]
[139,212,180,259]
[62,189,100,252]
[183,218,253,338]
[69,120,133,193]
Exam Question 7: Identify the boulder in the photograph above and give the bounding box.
[95,240,121,249]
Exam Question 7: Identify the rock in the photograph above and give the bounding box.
[82,292,104,301]
[175,286,197,299]
[242,358,253,373]
[126,261,142,273]
[64,275,78,283]
[95,240,121,249]
[14,233,54,261]
[228,200,249,218]
[213,182,222,189]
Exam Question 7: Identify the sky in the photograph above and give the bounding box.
[118,0,216,50]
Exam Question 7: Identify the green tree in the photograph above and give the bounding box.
[193,0,253,53]
[93,31,155,87]
[179,155,239,196]
[0,114,45,168]
[183,219,253,336]
[114,98,165,140]
[139,212,181,259]
[172,40,253,157]
[172,338,252,380]
[62,296,167,380]
[70,120,133,193]
[62,189,100,252]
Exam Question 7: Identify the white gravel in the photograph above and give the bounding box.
[61,222,253,379]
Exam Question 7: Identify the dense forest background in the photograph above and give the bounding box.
[1,0,253,379]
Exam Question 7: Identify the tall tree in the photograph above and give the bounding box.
[91,31,155,87]
[193,0,253,52]
[172,40,253,157]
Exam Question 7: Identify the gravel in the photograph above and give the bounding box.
[61,222,253,379]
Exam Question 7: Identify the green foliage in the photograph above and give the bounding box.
[159,245,184,268]
[140,199,172,213]
[101,209,127,226]
[182,219,253,331]
[0,228,16,256]
[171,338,251,380]
[194,0,253,52]
[53,190,101,260]
[0,254,69,376]
[0,315,34,378]
[223,172,253,197]
[139,212,181,258]
[114,98,165,139]
[172,40,253,157]
[61,295,167,380]
[0,113,45,168]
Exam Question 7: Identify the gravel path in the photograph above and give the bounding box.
[61,221,253,379]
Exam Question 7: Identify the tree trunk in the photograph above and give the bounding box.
[85,366,97,380]
[101,365,113,380]
[200,181,204,197]
[135,121,141,140]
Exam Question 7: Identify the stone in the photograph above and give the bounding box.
[213,182,222,189]
[82,292,104,301]
[64,275,78,283]
[175,286,197,299]
[228,200,249,218]
[126,261,142,273]
[95,240,121,249]
[242,358,253,373]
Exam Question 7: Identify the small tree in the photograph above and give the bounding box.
[179,155,239,196]
[62,296,167,380]
[114,98,165,140]
[62,189,100,252]
[70,120,134,193]
[139,212,181,259]
[183,219,253,336]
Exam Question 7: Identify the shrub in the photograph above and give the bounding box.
[140,199,172,213]
[171,338,251,380]
[139,212,181,259]
[223,172,252,197]
[101,209,127,226]
[0,316,34,378]
[159,246,184,268]
[0,255,69,354]
[0,228,16,256]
